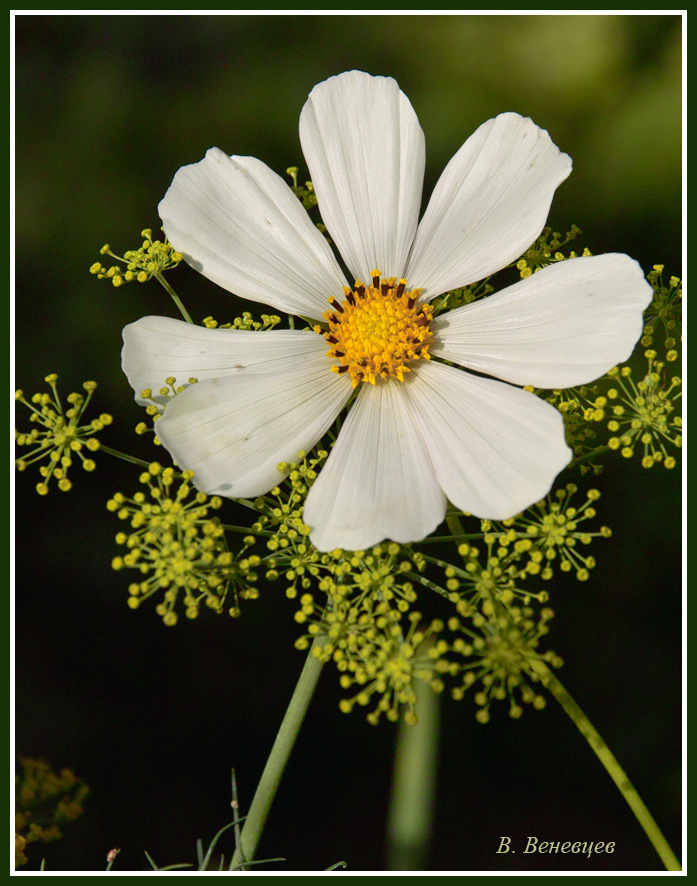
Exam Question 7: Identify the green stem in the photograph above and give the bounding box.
[445,513,466,537]
[405,571,450,601]
[236,497,263,513]
[298,314,321,328]
[97,444,152,469]
[528,659,681,871]
[154,272,194,324]
[420,554,471,579]
[386,672,440,870]
[568,444,610,468]
[418,533,486,545]
[220,524,273,537]
[232,636,326,867]
[441,506,679,870]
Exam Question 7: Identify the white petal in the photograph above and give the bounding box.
[402,361,571,520]
[405,113,572,299]
[431,254,653,388]
[303,381,446,552]
[299,71,425,285]
[159,150,348,317]
[122,315,327,406]
[154,349,353,497]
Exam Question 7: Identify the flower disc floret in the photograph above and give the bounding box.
[317,272,432,387]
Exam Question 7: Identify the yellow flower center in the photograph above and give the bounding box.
[315,271,433,387]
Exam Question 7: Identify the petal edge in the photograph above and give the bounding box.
[303,381,446,551]
[403,361,571,520]
[406,113,572,299]
[159,150,347,317]
[300,71,425,285]
[431,254,653,388]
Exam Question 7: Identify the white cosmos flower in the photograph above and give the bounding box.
[122,70,653,552]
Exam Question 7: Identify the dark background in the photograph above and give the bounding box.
[14,14,682,872]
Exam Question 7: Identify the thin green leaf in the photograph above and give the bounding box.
[144,850,159,870]
[199,820,237,871]
[229,857,286,871]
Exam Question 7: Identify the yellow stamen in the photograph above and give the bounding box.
[318,272,433,387]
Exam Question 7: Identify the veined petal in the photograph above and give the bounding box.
[122,315,327,406]
[303,381,446,552]
[299,70,425,285]
[431,254,653,388]
[154,350,353,497]
[405,113,572,299]
[159,150,348,318]
[402,361,571,520]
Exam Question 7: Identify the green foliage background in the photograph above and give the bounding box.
[15,14,681,871]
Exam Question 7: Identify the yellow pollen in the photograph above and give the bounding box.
[316,272,433,387]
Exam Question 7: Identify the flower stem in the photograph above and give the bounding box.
[441,506,679,870]
[221,523,273,537]
[418,533,486,544]
[386,672,440,870]
[154,272,194,324]
[568,444,610,468]
[405,571,450,600]
[528,658,681,871]
[232,636,326,868]
[446,513,466,537]
[97,444,152,469]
